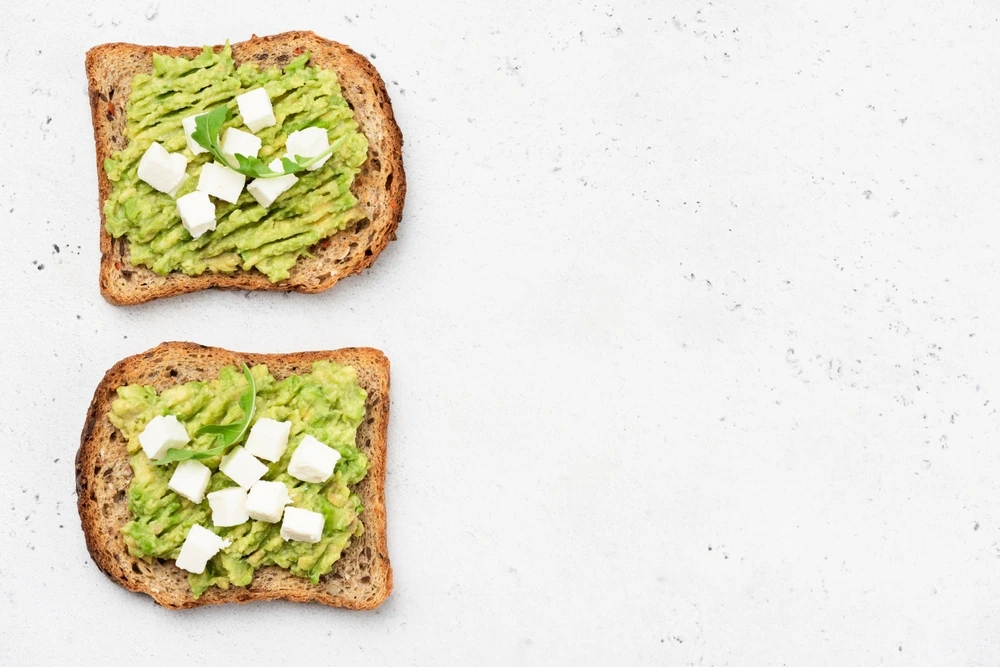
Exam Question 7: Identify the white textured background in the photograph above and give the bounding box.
[1,1,998,664]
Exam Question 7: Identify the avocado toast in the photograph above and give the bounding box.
[86,32,406,305]
[76,342,392,609]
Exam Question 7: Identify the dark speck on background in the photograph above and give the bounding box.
[37,264,44,270]
[370,53,376,59]
[52,244,59,253]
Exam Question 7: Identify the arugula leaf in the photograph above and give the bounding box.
[152,363,257,466]
[234,153,283,179]
[191,106,231,164]
[190,105,343,179]
[152,441,231,466]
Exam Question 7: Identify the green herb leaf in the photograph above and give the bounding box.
[191,106,230,158]
[152,363,257,466]
[233,153,287,178]
[151,441,231,466]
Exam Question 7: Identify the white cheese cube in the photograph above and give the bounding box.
[246,480,291,523]
[218,446,267,490]
[221,128,262,161]
[285,127,330,171]
[175,524,230,574]
[246,159,298,208]
[287,435,341,484]
[207,487,249,527]
[244,418,292,462]
[236,88,276,133]
[181,113,209,155]
[137,142,189,194]
[175,190,216,239]
[167,459,211,504]
[280,507,325,543]
[138,415,190,461]
[197,162,246,204]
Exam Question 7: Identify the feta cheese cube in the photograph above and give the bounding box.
[197,162,246,204]
[236,88,276,133]
[287,435,341,484]
[280,507,325,543]
[138,415,190,461]
[218,446,267,490]
[207,487,249,527]
[285,127,330,171]
[181,113,209,155]
[175,524,230,574]
[246,480,291,523]
[244,418,292,462]
[246,159,298,208]
[175,190,217,239]
[137,142,189,194]
[167,459,211,504]
[221,128,262,161]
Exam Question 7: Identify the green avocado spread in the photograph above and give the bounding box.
[103,45,368,282]
[108,362,369,597]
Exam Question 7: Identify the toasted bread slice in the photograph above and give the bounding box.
[76,341,392,609]
[86,31,405,305]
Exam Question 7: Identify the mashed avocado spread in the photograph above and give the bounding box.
[103,45,368,282]
[108,362,368,597]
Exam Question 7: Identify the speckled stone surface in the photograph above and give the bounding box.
[0,1,998,665]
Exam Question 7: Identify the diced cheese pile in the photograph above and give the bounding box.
[138,414,347,573]
[135,88,330,242]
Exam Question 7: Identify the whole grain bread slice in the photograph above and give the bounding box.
[86,31,406,305]
[76,341,392,610]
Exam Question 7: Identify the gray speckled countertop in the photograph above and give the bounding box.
[1,1,998,665]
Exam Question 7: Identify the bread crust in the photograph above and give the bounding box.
[86,31,406,305]
[76,341,392,609]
